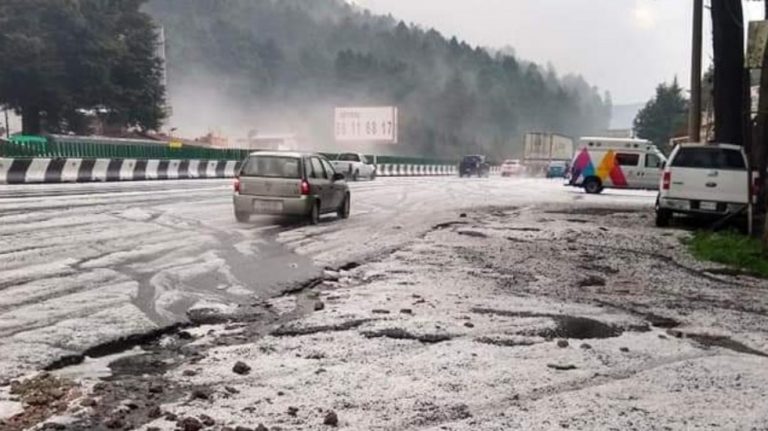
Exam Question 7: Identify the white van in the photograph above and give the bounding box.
[569,137,666,194]
[655,143,750,227]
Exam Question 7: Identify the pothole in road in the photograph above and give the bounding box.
[472,308,625,340]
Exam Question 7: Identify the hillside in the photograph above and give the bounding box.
[145,0,611,157]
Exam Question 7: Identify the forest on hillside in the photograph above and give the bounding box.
[145,0,612,158]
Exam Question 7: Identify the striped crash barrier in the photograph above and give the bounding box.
[0,158,242,184]
[375,164,457,177]
[0,158,468,184]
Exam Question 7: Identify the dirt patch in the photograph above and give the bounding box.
[474,337,539,347]
[684,333,768,358]
[3,374,79,431]
[472,308,624,340]
[361,328,454,344]
[270,318,375,337]
[457,230,488,238]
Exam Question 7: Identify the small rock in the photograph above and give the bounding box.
[277,391,285,396]
[183,369,198,377]
[124,400,139,410]
[148,383,163,394]
[147,406,162,419]
[315,368,327,375]
[620,347,630,353]
[165,412,178,421]
[255,425,269,431]
[178,331,194,340]
[372,309,390,314]
[287,406,299,417]
[232,361,252,375]
[225,386,240,394]
[199,414,215,426]
[459,213,467,218]
[556,339,569,348]
[191,388,210,400]
[658,334,668,339]
[580,343,592,350]
[314,301,325,311]
[81,398,97,407]
[147,427,161,431]
[464,322,475,328]
[104,417,125,429]
[323,411,339,426]
[92,382,108,392]
[400,308,413,315]
[178,417,203,431]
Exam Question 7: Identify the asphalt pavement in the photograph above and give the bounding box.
[0,176,657,382]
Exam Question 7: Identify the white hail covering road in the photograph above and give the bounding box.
[0,177,657,381]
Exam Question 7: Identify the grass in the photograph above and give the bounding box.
[686,231,768,278]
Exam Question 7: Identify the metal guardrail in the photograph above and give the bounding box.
[1,135,460,166]
[0,135,251,160]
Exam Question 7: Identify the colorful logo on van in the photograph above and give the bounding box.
[571,148,627,187]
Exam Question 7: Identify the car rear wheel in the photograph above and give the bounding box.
[337,193,350,219]
[309,201,320,225]
[235,211,250,223]
[583,177,603,194]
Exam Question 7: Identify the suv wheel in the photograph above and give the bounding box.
[309,201,320,225]
[235,211,250,223]
[583,177,603,194]
[337,193,350,219]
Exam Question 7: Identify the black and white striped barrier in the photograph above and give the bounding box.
[375,164,457,176]
[0,158,241,184]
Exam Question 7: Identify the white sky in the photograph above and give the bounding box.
[353,0,766,104]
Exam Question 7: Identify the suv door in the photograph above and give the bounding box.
[321,158,344,208]
[641,152,664,189]
[309,157,332,211]
[615,152,641,187]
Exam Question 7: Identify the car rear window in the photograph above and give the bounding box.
[671,147,746,170]
[241,156,301,178]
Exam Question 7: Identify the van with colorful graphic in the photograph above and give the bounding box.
[569,137,666,194]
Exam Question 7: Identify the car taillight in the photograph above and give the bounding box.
[300,180,310,195]
[662,172,671,190]
[234,177,241,193]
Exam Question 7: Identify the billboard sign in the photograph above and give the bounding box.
[334,106,398,143]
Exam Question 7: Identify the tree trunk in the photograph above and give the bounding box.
[711,0,745,146]
[21,106,41,135]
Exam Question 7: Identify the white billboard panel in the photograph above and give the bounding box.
[334,107,398,143]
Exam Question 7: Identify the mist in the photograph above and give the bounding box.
[147,0,611,159]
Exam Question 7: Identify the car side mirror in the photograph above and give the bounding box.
[332,173,345,182]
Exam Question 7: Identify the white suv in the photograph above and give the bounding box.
[656,143,749,227]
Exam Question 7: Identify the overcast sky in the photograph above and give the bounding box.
[353,0,765,105]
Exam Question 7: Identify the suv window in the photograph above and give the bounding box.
[616,153,639,166]
[671,147,746,170]
[241,156,301,178]
[320,159,336,177]
[645,153,662,168]
[311,157,328,179]
[338,153,360,162]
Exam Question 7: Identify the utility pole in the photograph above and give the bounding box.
[689,0,703,143]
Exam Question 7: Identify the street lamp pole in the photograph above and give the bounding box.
[689,0,703,143]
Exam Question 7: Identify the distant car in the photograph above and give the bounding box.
[500,159,525,177]
[233,151,350,225]
[546,161,568,178]
[656,143,750,227]
[459,155,490,177]
[330,152,376,181]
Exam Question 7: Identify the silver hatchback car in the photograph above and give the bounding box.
[233,151,350,224]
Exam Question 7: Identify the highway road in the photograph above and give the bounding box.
[0,176,657,381]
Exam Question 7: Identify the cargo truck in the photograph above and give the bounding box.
[523,133,574,176]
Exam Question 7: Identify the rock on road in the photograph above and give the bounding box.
[0,176,656,381]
